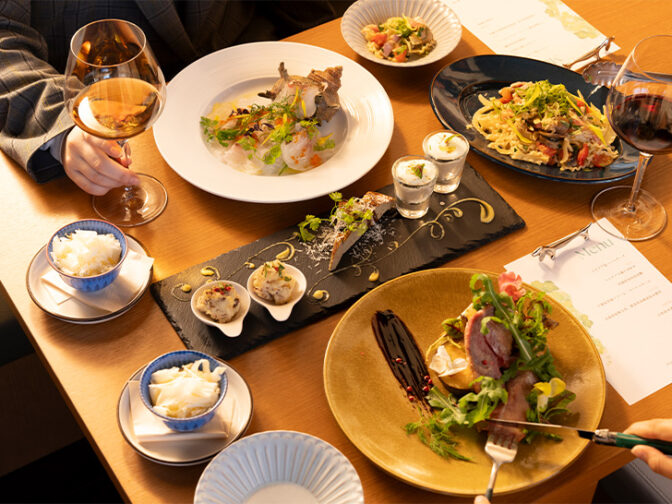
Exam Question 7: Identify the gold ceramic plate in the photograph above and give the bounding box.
[323,268,606,496]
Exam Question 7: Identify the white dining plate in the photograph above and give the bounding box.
[153,41,394,203]
[117,361,253,467]
[26,235,152,324]
[194,430,363,504]
[341,0,462,67]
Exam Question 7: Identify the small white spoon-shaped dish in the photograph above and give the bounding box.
[247,263,306,322]
[191,281,250,337]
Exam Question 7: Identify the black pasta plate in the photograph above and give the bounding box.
[429,55,638,183]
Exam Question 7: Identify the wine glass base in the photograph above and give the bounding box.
[92,173,168,227]
[590,186,667,241]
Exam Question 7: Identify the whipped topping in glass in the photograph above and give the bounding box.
[422,130,469,194]
[424,131,469,161]
[393,158,437,185]
[392,155,437,219]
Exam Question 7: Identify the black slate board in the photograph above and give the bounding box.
[151,164,524,359]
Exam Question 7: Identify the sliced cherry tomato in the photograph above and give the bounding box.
[371,33,387,47]
[499,88,513,104]
[592,153,613,167]
[394,48,408,62]
[577,143,589,166]
[536,142,558,165]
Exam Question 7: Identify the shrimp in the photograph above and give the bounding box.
[281,130,321,171]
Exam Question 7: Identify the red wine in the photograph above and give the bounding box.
[72,78,162,139]
[609,94,672,154]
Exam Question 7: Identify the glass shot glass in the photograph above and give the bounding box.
[422,130,469,194]
[391,155,438,219]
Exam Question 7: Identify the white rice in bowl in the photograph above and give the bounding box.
[51,229,122,277]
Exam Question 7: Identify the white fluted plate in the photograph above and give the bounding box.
[194,430,363,504]
[341,0,462,67]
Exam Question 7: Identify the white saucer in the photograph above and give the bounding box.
[26,235,152,324]
[117,361,253,466]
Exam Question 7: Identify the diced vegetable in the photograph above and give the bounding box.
[394,48,408,62]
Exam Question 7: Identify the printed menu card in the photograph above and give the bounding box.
[444,0,619,68]
[505,219,672,405]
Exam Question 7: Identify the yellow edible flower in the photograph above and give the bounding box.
[534,377,566,412]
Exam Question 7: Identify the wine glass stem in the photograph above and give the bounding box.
[626,152,653,212]
[116,139,135,197]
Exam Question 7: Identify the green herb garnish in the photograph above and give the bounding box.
[296,192,375,242]
[410,162,425,179]
[404,273,576,460]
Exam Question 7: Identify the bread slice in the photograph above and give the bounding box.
[328,191,394,271]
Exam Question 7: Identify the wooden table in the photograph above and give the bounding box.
[2,1,671,502]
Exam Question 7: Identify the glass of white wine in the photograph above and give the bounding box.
[64,19,167,226]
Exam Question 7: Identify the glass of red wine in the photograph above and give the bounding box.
[64,19,167,227]
[591,34,672,240]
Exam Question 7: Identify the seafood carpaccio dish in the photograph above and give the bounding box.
[373,272,576,460]
[201,62,344,176]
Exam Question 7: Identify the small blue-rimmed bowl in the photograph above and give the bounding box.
[139,350,229,432]
[46,219,128,292]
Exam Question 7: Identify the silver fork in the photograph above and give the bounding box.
[484,433,519,500]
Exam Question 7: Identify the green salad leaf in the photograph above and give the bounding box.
[403,273,576,460]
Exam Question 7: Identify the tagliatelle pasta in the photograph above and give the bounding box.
[470,80,619,171]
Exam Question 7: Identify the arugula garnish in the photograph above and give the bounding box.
[404,378,508,461]
[405,273,577,460]
[469,274,535,363]
[405,413,471,461]
[456,377,509,426]
[297,192,375,242]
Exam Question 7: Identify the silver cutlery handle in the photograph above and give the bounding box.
[485,461,501,500]
[531,223,592,262]
[563,36,616,70]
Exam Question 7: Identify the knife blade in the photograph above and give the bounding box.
[486,418,672,455]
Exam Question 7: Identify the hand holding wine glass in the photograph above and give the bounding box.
[61,127,139,195]
[591,34,672,240]
[64,19,167,226]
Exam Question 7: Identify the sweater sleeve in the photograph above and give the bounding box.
[0,0,73,182]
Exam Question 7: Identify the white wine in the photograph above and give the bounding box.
[72,77,162,139]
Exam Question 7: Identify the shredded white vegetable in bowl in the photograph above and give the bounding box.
[470,80,619,171]
[149,359,227,419]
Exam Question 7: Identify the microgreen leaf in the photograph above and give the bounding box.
[410,162,425,178]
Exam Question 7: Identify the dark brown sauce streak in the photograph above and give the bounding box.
[372,310,431,410]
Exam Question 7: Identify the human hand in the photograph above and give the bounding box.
[625,418,672,479]
[62,127,139,195]
[474,496,491,504]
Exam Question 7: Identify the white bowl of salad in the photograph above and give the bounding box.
[341,0,462,67]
